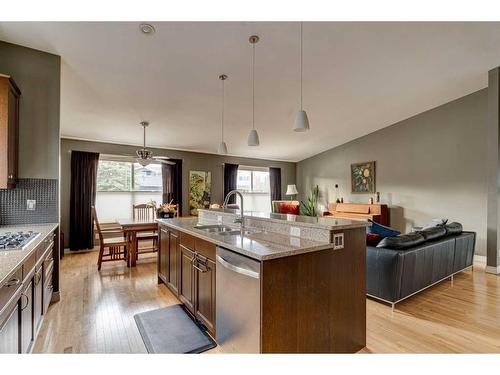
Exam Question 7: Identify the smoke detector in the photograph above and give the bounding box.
[139,23,155,35]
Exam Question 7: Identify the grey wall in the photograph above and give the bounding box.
[297,89,489,256]
[60,138,296,247]
[0,41,60,225]
[0,41,60,179]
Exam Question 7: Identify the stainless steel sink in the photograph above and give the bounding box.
[194,224,258,236]
[194,224,238,233]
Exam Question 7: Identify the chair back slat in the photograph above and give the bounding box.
[92,206,104,244]
[133,203,156,221]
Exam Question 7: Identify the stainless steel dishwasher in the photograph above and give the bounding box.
[216,246,261,353]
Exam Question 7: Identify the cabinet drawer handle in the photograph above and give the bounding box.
[193,264,208,273]
[20,293,29,311]
[6,278,20,287]
[34,272,41,286]
[8,174,14,179]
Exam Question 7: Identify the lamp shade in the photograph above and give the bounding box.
[286,184,299,196]
[247,129,260,146]
[294,110,310,132]
[218,141,228,155]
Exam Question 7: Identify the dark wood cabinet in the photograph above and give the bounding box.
[0,227,58,354]
[167,231,179,295]
[158,227,169,284]
[158,225,217,337]
[33,266,43,332]
[194,255,216,334]
[0,297,20,353]
[20,281,33,353]
[179,244,195,313]
[0,74,20,189]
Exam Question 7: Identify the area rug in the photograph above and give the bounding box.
[134,304,217,353]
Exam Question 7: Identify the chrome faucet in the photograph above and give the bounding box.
[223,190,244,228]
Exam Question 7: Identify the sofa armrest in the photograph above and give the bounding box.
[366,246,402,302]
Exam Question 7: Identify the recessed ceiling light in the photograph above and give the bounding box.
[139,23,155,35]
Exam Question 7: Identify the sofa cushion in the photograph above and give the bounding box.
[279,202,300,215]
[418,226,447,241]
[377,233,426,250]
[366,232,382,246]
[445,222,463,235]
[367,220,401,238]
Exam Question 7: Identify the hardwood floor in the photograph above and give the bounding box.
[34,252,500,353]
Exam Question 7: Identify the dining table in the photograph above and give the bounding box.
[116,218,158,267]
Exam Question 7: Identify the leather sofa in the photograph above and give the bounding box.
[366,231,476,309]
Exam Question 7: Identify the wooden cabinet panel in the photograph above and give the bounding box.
[158,227,169,284]
[0,300,19,353]
[167,231,179,295]
[33,267,43,332]
[43,268,53,314]
[179,244,195,314]
[21,281,33,353]
[0,75,20,189]
[195,238,216,261]
[194,256,216,335]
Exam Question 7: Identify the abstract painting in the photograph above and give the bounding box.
[189,170,212,216]
[351,161,376,194]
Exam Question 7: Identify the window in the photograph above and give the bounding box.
[236,167,271,212]
[97,160,162,192]
[95,159,163,222]
[236,168,270,193]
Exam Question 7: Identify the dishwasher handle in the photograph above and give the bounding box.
[216,254,260,279]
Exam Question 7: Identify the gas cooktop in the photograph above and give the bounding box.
[0,231,40,251]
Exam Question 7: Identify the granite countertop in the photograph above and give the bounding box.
[200,208,370,230]
[158,217,334,261]
[0,223,58,286]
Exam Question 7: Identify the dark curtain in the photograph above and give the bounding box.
[162,159,183,215]
[223,163,239,204]
[269,167,282,201]
[69,151,100,250]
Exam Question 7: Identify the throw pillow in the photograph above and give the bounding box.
[366,232,382,246]
[418,226,447,241]
[444,222,463,235]
[377,233,426,250]
[367,220,401,238]
[279,202,300,215]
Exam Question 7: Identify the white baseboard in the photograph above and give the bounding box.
[485,265,500,274]
[474,255,486,263]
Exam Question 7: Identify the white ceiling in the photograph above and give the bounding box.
[1,22,500,162]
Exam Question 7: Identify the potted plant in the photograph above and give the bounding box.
[157,202,178,219]
[300,185,319,217]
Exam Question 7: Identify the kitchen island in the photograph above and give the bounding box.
[157,209,369,353]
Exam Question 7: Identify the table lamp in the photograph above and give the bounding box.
[286,184,299,200]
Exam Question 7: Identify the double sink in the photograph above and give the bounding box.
[194,224,257,237]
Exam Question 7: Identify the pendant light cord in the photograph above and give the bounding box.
[252,40,255,130]
[300,22,303,111]
[221,78,225,141]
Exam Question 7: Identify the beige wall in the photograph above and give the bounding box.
[0,41,60,179]
[297,89,488,255]
[60,138,296,247]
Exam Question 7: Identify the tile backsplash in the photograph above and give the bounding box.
[0,178,58,225]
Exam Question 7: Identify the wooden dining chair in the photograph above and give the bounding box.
[92,206,127,270]
[133,203,158,258]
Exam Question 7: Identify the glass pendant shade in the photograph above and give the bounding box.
[294,110,310,132]
[247,129,260,146]
[218,141,228,155]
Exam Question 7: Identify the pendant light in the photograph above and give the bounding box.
[247,35,260,146]
[294,22,310,132]
[218,74,228,154]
